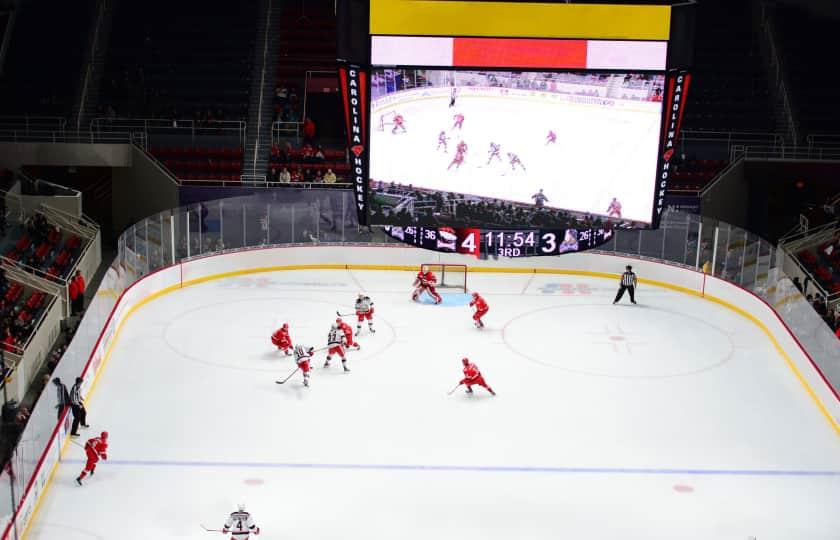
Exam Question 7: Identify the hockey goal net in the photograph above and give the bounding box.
[376,110,398,131]
[420,264,467,292]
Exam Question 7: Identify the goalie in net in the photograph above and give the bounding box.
[378,111,406,134]
[412,264,467,303]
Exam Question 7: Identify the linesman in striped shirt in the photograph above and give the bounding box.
[613,265,638,305]
[70,376,90,437]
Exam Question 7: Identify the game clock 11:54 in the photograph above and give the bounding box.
[383,226,613,258]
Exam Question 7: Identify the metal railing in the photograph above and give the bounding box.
[733,144,840,161]
[90,117,247,144]
[0,116,66,133]
[0,129,131,144]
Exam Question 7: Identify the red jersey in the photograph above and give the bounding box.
[271,328,291,347]
[393,115,404,126]
[462,362,481,382]
[424,271,437,285]
[456,141,468,154]
[470,295,488,312]
[85,436,108,461]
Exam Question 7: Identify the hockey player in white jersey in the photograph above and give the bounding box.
[325,324,349,372]
[354,293,375,336]
[294,344,314,387]
[223,504,260,539]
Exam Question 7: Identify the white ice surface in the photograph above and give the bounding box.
[29,270,840,540]
[370,94,662,223]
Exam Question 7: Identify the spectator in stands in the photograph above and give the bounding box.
[291,168,303,183]
[1,328,16,353]
[324,169,337,184]
[279,168,291,183]
[52,377,70,420]
[314,147,325,161]
[303,117,316,145]
[792,276,803,292]
[314,170,324,183]
[70,271,86,316]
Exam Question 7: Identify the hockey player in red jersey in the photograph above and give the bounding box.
[459,358,495,395]
[424,271,443,304]
[447,150,465,171]
[470,292,489,328]
[452,113,464,130]
[294,344,314,387]
[337,317,360,350]
[324,324,350,371]
[437,131,449,152]
[546,130,557,145]
[270,323,292,355]
[392,114,406,134]
[606,197,622,218]
[411,270,427,301]
[355,293,375,335]
[76,431,108,485]
[456,140,468,155]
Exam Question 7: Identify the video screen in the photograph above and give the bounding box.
[368,69,666,228]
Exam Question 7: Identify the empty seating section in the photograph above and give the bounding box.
[275,1,336,123]
[773,5,838,134]
[683,0,773,131]
[0,272,51,353]
[100,0,257,121]
[0,0,95,115]
[150,146,244,182]
[669,159,729,191]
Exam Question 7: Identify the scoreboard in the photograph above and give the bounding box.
[383,226,613,258]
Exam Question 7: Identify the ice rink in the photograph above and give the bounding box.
[370,93,662,223]
[29,269,840,540]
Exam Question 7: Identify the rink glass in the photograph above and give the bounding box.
[2,191,836,538]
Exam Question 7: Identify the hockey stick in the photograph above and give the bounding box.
[69,438,85,449]
[447,383,462,395]
[199,524,224,533]
[275,367,300,384]
[336,310,354,317]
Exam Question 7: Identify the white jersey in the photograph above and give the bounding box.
[294,345,312,363]
[355,296,373,313]
[328,328,344,347]
[224,510,258,537]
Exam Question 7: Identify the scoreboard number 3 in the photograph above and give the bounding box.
[540,233,556,254]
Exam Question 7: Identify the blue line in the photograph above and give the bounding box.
[59,458,840,477]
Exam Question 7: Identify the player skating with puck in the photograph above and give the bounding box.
[337,317,360,350]
[606,197,622,218]
[76,431,108,485]
[457,358,495,396]
[469,292,488,328]
[270,323,292,355]
[452,112,464,130]
[294,344,314,387]
[354,293,375,335]
[324,324,350,371]
[222,504,260,539]
[487,142,501,164]
[437,131,449,153]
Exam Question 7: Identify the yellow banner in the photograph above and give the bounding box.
[370,0,671,41]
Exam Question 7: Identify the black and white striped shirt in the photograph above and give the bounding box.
[70,383,84,407]
[620,271,637,287]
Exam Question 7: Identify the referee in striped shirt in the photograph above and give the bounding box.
[613,265,638,305]
[69,377,89,437]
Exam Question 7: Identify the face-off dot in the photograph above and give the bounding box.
[244,478,265,486]
[673,484,694,493]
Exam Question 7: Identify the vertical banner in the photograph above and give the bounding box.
[338,64,370,225]
[652,70,691,229]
